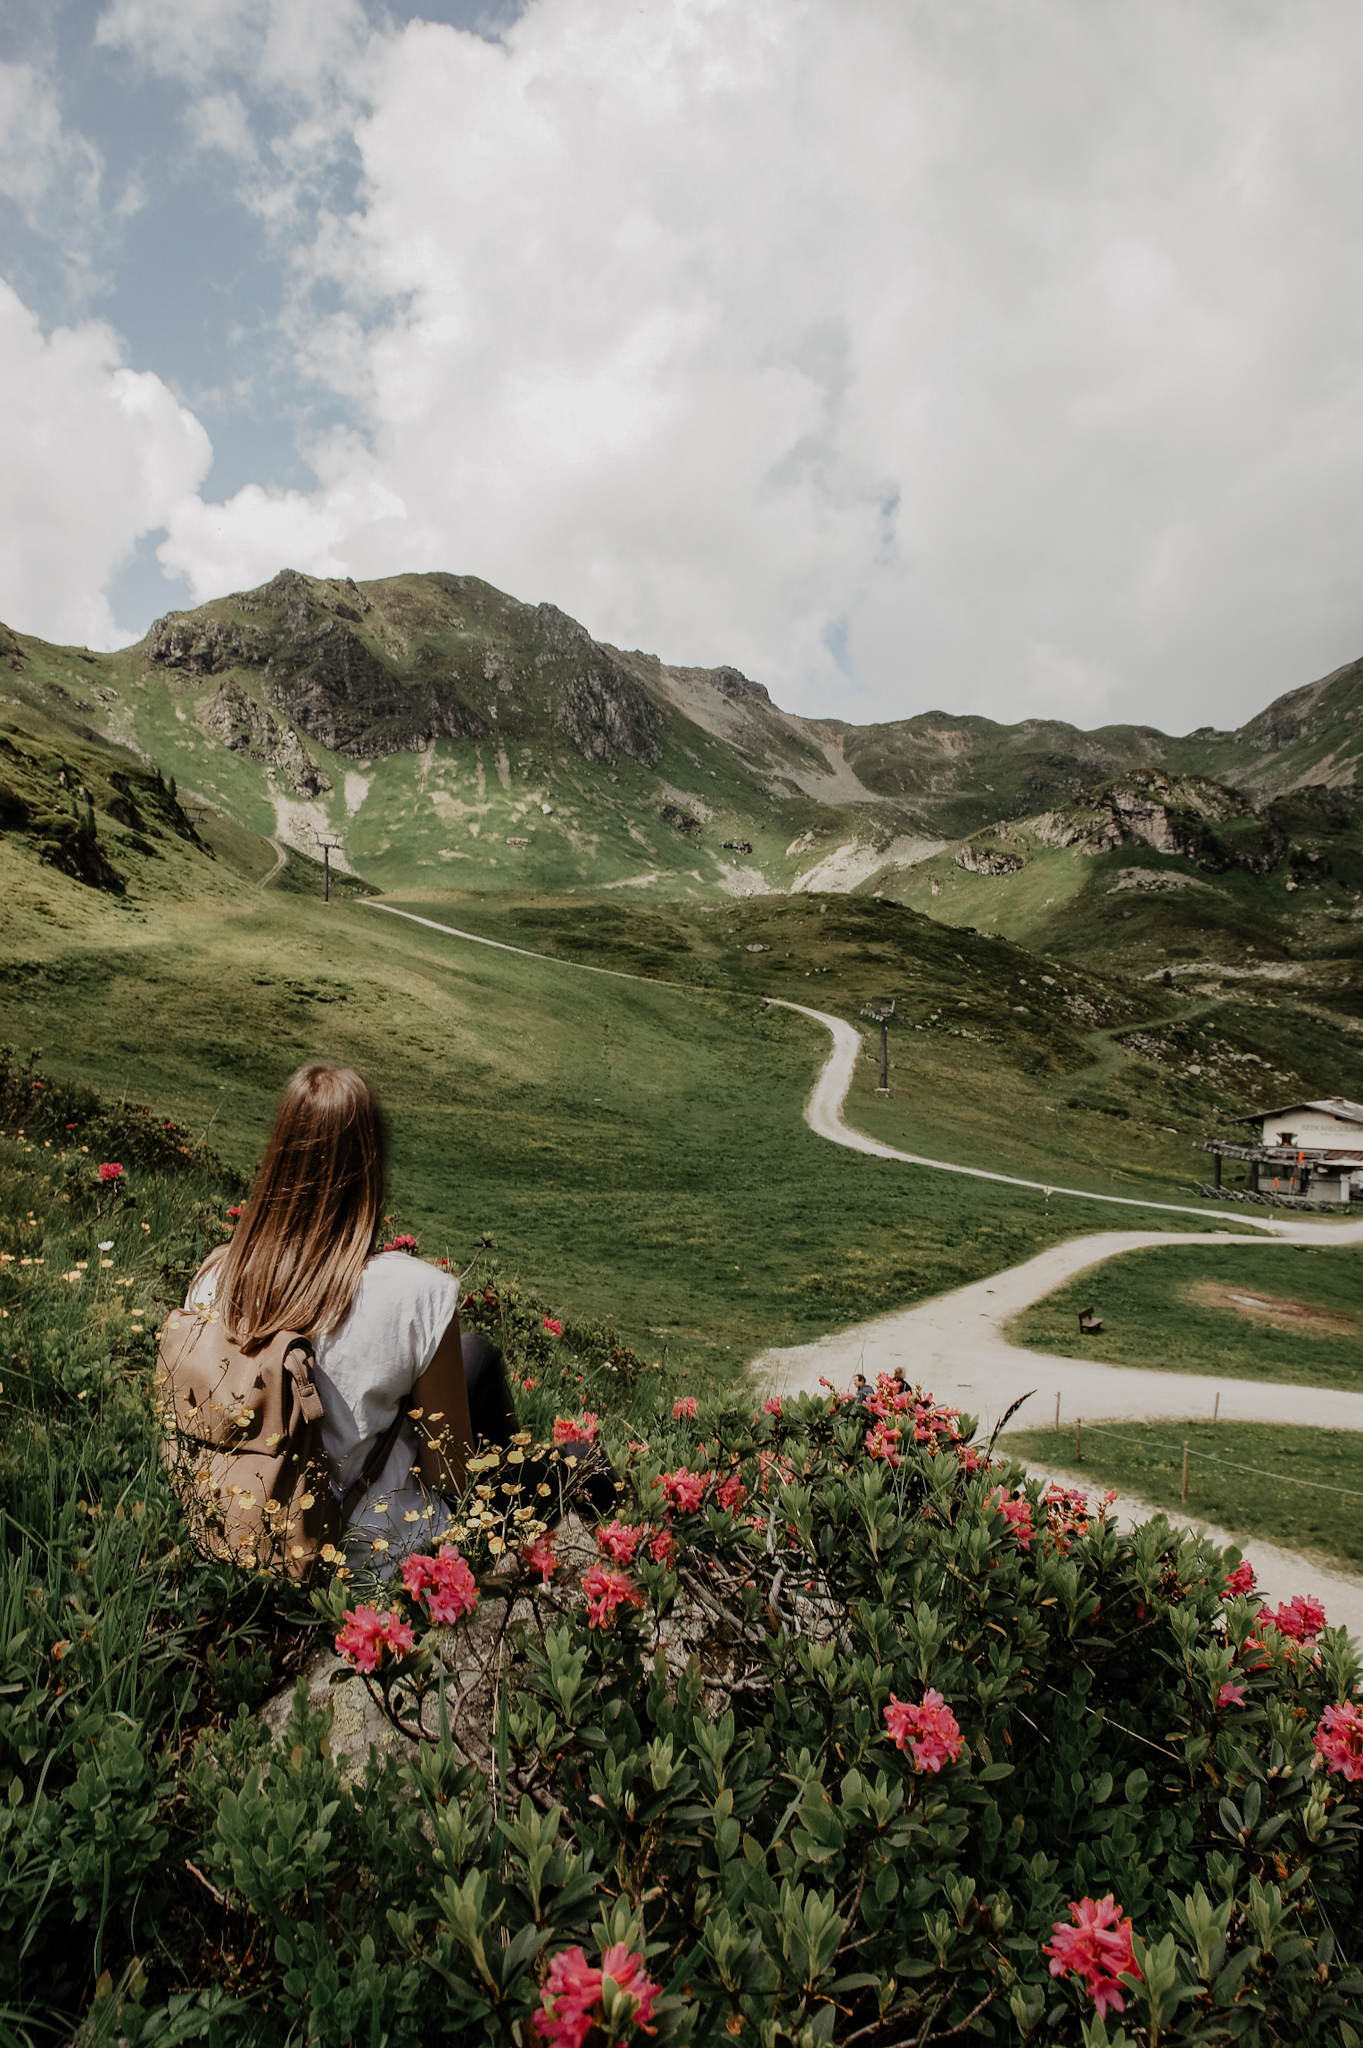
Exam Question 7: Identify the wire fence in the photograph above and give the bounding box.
[1074,1419,1363,1503]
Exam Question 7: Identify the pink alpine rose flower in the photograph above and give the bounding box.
[1044,1896,1141,2019]
[648,1527,678,1568]
[672,1395,697,1419]
[97,1162,123,1182]
[521,1533,557,1587]
[662,1467,706,1514]
[1315,1700,1363,1781]
[715,1473,747,1513]
[401,1545,478,1623]
[542,1317,563,1337]
[538,1942,659,2048]
[553,1411,599,1445]
[883,1688,964,1773]
[763,1396,782,1416]
[582,1562,644,1629]
[1218,1681,1246,1708]
[1224,1561,1256,1599]
[596,1520,643,1566]
[1258,1593,1327,1642]
[335,1606,417,1673]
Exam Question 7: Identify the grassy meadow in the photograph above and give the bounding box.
[1004,1418,1363,1574]
[1008,1241,1363,1391]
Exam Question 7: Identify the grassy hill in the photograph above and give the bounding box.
[3,568,1363,913]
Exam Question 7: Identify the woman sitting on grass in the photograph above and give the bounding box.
[183,1061,527,1570]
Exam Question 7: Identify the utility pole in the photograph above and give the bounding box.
[860,997,896,1093]
[315,835,345,904]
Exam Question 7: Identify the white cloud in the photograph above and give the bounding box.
[34,0,1363,727]
[0,282,212,648]
[0,61,106,285]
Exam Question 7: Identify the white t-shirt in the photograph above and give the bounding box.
[186,1250,459,1569]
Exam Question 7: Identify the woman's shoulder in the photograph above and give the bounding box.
[355,1251,459,1311]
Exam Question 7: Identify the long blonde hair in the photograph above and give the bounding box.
[213,1063,387,1351]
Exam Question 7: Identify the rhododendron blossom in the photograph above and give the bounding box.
[335,1606,417,1673]
[538,1942,659,2048]
[988,1488,1035,1551]
[662,1467,706,1514]
[553,1412,599,1445]
[884,1689,964,1773]
[98,1162,123,1182]
[582,1562,645,1629]
[400,1545,478,1623]
[1258,1594,1327,1642]
[1218,1681,1246,1708]
[672,1396,697,1419]
[863,1423,902,1466]
[648,1527,678,1568]
[1315,1701,1363,1781]
[716,1473,747,1513]
[542,1317,563,1337]
[596,1519,643,1566]
[1044,1896,1141,2019]
[1224,1561,1256,1599]
[763,1396,782,1416]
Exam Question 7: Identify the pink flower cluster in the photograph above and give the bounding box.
[884,1688,964,1773]
[538,1942,659,2048]
[715,1472,747,1513]
[582,1561,645,1630]
[383,1234,418,1252]
[863,1423,902,1466]
[98,1162,123,1182]
[521,1534,557,1586]
[1044,1896,1141,2019]
[1042,1483,1090,1552]
[1257,1594,1327,1643]
[553,1411,599,1445]
[1224,1561,1256,1599]
[988,1487,1035,1552]
[542,1316,563,1337]
[762,1396,782,1417]
[672,1396,697,1419]
[1315,1700,1363,1780]
[400,1545,479,1623]
[1218,1681,1246,1708]
[662,1467,706,1514]
[335,1606,417,1673]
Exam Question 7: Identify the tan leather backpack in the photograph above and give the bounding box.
[156,1307,345,1578]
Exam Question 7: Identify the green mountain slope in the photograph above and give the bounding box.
[3,568,1362,904]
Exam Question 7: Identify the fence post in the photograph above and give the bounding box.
[1182,1441,1190,1504]
[1076,1417,1082,1462]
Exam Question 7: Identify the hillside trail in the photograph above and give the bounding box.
[258,836,289,890]
[365,909,1363,1619]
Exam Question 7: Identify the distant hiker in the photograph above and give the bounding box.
[853,1372,872,1405]
[168,1062,599,1574]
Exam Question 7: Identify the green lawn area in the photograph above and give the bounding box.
[1005,1418,1363,1576]
[3,881,1195,1396]
[1006,1240,1363,1390]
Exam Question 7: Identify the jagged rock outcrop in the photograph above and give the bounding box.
[199,682,333,796]
[553,665,664,767]
[954,841,1026,876]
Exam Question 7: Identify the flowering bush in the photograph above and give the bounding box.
[383,1232,419,1252]
[672,1395,697,1420]
[289,1384,1363,2048]
[96,1161,123,1182]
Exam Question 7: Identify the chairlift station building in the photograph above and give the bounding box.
[1201,1097,1363,1203]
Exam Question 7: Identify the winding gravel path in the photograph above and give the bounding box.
[756,1000,1363,1628]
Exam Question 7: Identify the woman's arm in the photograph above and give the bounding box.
[411,1307,475,1499]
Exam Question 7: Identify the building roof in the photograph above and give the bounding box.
[1234,1097,1363,1130]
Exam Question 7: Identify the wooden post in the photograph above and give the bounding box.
[1213,1392,1219,1424]
[1213,1151,1222,1190]
[879,1017,889,1092]
[1181,1441,1190,1504]
[1075,1416,1082,1461]
[322,843,331,904]
[1054,1391,1060,1431]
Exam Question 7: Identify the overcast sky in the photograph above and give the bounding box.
[4,0,1363,734]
